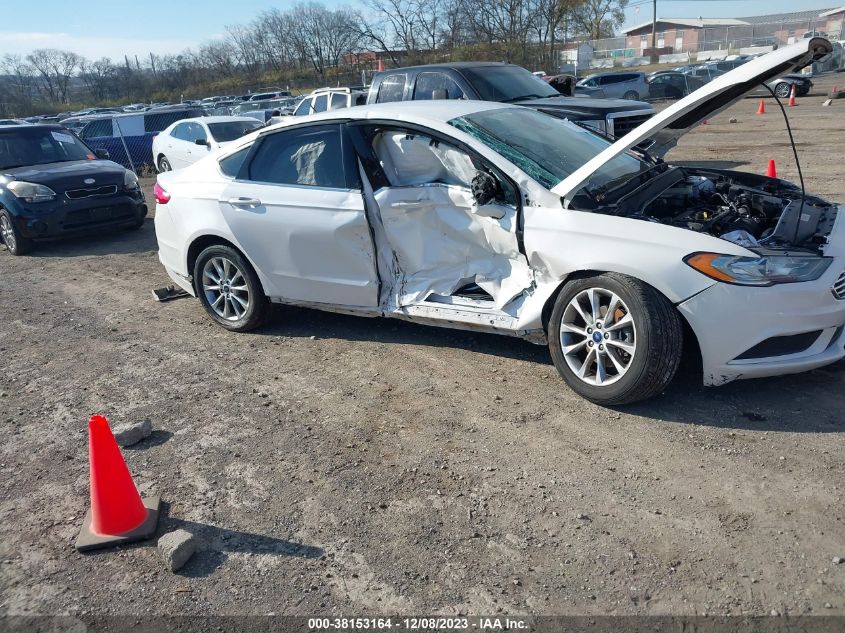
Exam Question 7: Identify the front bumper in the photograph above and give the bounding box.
[13,191,147,239]
[678,261,845,386]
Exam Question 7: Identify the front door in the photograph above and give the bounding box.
[351,124,532,310]
[219,123,379,307]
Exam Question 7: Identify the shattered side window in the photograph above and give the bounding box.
[372,131,476,188]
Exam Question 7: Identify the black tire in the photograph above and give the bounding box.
[774,82,791,98]
[623,90,640,100]
[548,273,683,406]
[0,209,34,256]
[158,155,172,172]
[193,244,269,332]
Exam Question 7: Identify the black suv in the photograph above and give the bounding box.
[0,124,147,255]
[366,62,655,139]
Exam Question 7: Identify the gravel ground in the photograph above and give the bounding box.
[1,74,844,618]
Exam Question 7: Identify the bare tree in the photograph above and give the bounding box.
[26,49,82,103]
[0,55,37,112]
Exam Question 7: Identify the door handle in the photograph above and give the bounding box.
[227,197,262,207]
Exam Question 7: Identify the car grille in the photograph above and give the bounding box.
[832,269,845,300]
[65,185,118,200]
[609,114,652,138]
[63,204,135,230]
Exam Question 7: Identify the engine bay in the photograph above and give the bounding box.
[637,167,838,252]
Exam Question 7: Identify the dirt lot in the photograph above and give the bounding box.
[1,74,844,619]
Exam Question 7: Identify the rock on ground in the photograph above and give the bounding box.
[113,418,152,447]
[157,529,197,572]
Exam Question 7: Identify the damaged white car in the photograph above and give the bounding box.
[154,38,844,405]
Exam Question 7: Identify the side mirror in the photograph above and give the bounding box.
[195,138,209,146]
[471,170,499,207]
[431,89,449,100]
[94,148,110,159]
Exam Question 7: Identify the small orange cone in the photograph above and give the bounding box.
[75,415,160,551]
[765,160,777,178]
[787,84,797,107]
[757,99,766,115]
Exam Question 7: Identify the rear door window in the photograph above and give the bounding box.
[376,75,406,103]
[81,119,112,139]
[171,123,190,141]
[245,124,349,189]
[330,93,347,110]
[413,72,464,100]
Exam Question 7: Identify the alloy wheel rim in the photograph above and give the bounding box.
[202,256,250,321]
[0,216,15,250]
[559,288,637,386]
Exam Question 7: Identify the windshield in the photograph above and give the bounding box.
[460,66,560,102]
[208,120,262,142]
[449,107,649,191]
[0,126,94,169]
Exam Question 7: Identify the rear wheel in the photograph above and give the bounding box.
[548,273,683,405]
[158,155,172,172]
[623,90,640,100]
[0,210,34,256]
[194,244,269,332]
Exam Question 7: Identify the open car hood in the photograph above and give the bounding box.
[551,38,834,200]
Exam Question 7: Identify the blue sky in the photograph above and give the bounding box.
[1,0,838,60]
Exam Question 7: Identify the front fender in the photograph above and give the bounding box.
[522,206,753,304]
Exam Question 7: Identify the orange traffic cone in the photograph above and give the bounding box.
[756,99,766,114]
[787,84,797,106]
[765,160,777,178]
[75,415,160,551]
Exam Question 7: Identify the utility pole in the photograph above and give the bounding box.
[651,0,657,48]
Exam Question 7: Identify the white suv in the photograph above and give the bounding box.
[292,87,367,117]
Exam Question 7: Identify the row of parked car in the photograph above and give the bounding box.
[2,38,843,406]
[569,54,815,102]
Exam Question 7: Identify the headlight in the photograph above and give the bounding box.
[6,181,56,203]
[124,170,140,191]
[685,252,832,286]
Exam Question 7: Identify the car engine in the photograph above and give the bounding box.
[639,168,838,251]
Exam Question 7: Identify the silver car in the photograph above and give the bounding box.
[576,72,649,101]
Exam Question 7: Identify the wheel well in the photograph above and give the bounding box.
[540,270,703,373]
[186,235,243,288]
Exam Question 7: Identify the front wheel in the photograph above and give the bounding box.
[623,90,640,100]
[548,273,683,405]
[0,210,34,256]
[194,244,269,332]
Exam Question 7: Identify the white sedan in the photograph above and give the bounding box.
[152,116,263,171]
[154,39,844,405]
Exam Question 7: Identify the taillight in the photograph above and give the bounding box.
[154,182,171,204]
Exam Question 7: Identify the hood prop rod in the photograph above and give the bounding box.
[764,82,806,247]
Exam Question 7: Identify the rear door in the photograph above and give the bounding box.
[167,122,193,168]
[218,123,379,307]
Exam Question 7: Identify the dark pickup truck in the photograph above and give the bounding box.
[366,62,656,139]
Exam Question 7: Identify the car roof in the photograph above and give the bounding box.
[379,61,516,73]
[264,100,510,132]
[185,115,259,124]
